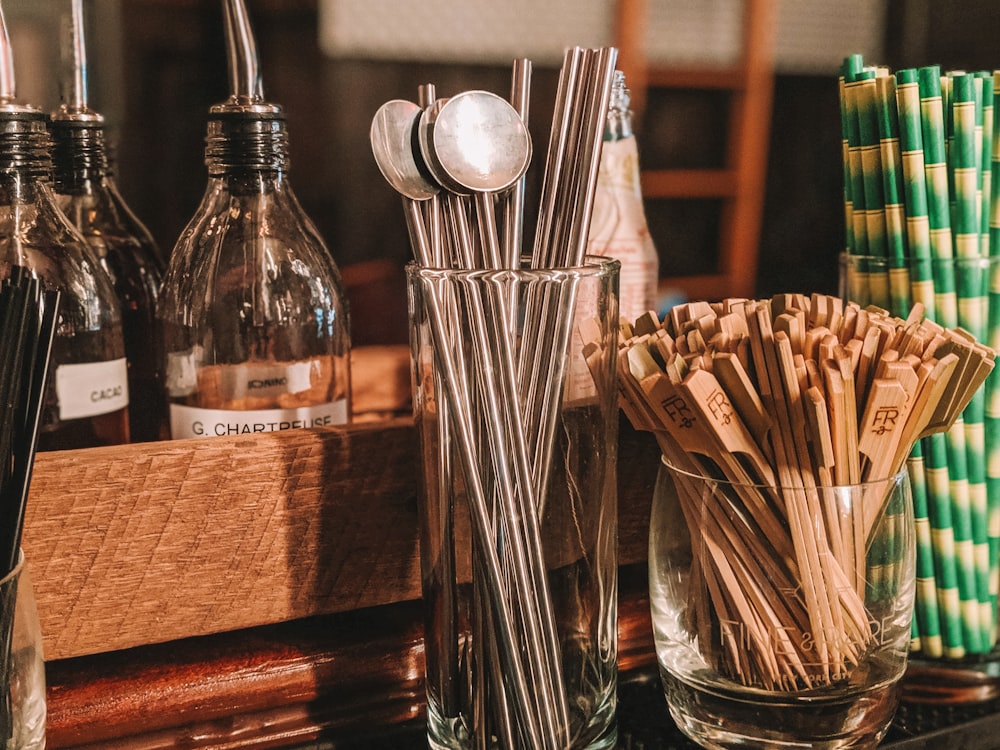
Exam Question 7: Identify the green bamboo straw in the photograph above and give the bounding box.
[909,448,944,657]
[951,72,993,649]
[984,70,1000,644]
[845,62,873,304]
[950,72,981,264]
[876,73,912,317]
[913,65,977,655]
[926,431,968,657]
[896,68,936,313]
[858,71,892,309]
[925,67,984,653]
[919,66,958,326]
[840,55,864,261]
[896,67,964,656]
[977,73,991,253]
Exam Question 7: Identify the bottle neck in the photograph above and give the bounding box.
[50,121,111,193]
[605,109,634,142]
[605,72,635,142]
[205,112,290,180]
[0,113,54,183]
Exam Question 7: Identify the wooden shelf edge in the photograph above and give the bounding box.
[45,565,656,749]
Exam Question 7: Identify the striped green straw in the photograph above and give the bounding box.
[909,448,944,657]
[926,431,968,657]
[951,71,994,649]
[896,68,965,658]
[858,71,892,309]
[951,73,981,265]
[896,68,936,313]
[917,64,978,655]
[876,73,912,317]
[844,63,873,303]
[977,73,992,253]
[895,66,965,656]
[919,66,958,327]
[840,55,864,260]
[984,70,1000,644]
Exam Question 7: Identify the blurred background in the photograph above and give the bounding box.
[4,0,999,346]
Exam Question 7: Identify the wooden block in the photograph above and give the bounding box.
[24,420,423,661]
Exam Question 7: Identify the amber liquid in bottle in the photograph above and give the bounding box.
[51,122,165,442]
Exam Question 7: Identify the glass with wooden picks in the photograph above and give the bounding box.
[650,460,915,749]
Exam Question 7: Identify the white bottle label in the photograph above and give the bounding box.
[55,358,130,421]
[169,400,349,439]
[217,361,314,401]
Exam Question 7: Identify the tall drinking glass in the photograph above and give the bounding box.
[407,258,620,749]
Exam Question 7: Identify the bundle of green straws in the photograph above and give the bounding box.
[840,54,1000,659]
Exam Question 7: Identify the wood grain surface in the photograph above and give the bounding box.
[22,347,661,661]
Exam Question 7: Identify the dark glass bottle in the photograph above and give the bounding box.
[157,0,350,440]
[49,0,164,442]
[0,18,128,449]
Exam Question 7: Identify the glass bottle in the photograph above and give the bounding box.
[587,70,660,322]
[0,3,128,450]
[157,0,350,440]
[50,0,164,443]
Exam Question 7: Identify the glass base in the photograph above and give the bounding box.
[903,648,1000,705]
[659,666,901,750]
[426,695,617,750]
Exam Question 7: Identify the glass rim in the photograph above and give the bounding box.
[659,454,908,492]
[405,254,621,280]
[839,251,1000,267]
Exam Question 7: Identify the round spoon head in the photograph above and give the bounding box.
[420,90,531,195]
[370,99,439,201]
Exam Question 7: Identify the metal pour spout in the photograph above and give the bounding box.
[0,2,13,106]
[213,0,279,114]
[0,0,38,114]
[53,0,101,122]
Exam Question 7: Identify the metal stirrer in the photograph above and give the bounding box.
[371,99,548,745]
[418,92,572,740]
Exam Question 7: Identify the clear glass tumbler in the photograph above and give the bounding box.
[0,552,46,749]
[407,258,620,750]
[650,459,915,749]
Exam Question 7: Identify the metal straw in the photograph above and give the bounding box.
[417,92,570,743]
[504,58,532,269]
[519,47,619,511]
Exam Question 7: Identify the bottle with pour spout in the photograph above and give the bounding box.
[587,70,660,322]
[0,1,129,450]
[50,0,164,443]
[157,0,350,440]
